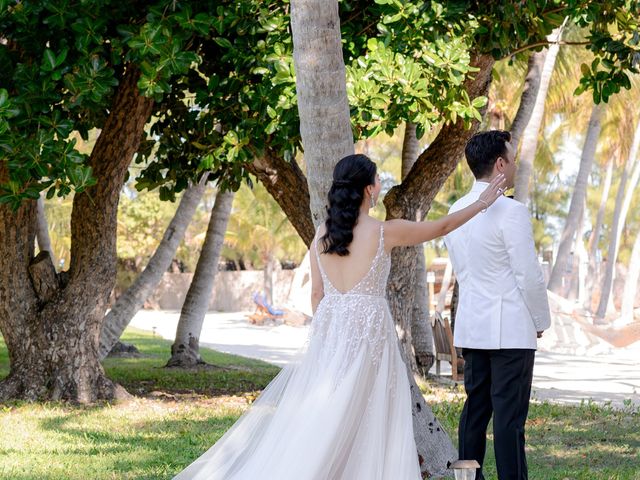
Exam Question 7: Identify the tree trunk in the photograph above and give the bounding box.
[264,253,275,305]
[596,117,640,320]
[548,104,602,295]
[36,194,57,268]
[0,66,153,402]
[401,123,421,179]
[567,200,587,301]
[99,175,209,360]
[585,158,614,309]
[588,158,614,257]
[450,280,459,334]
[411,246,435,375]
[514,25,564,203]
[621,227,640,323]
[509,51,547,148]
[166,191,234,367]
[290,0,354,227]
[247,150,314,246]
[400,123,435,375]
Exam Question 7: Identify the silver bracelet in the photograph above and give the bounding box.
[477,199,489,213]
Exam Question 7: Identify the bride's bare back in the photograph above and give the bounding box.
[315,217,383,295]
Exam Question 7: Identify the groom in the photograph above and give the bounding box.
[444,130,551,479]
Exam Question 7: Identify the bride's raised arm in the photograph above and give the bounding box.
[384,174,506,249]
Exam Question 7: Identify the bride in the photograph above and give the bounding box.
[173,154,506,480]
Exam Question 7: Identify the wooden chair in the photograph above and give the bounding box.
[431,311,463,381]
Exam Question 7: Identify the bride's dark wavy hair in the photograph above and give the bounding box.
[320,154,377,256]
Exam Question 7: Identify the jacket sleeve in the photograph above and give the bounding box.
[501,202,551,331]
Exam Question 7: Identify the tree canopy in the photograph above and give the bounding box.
[2,0,638,210]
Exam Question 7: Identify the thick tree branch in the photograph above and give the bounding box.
[246,149,314,246]
[68,66,154,292]
[384,53,495,221]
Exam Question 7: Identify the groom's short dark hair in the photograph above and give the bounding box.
[465,130,511,179]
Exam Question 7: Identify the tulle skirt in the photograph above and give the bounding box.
[173,295,422,480]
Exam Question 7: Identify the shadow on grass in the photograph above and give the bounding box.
[33,408,236,478]
[1,329,281,400]
[104,329,280,398]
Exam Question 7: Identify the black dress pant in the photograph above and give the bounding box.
[458,348,535,480]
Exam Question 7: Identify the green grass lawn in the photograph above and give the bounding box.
[1,329,638,480]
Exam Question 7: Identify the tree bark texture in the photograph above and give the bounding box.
[99,174,208,360]
[548,104,602,295]
[246,150,314,247]
[411,246,435,375]
[290,0,355,227]
[0,66,153,402]
[167,191,234,367]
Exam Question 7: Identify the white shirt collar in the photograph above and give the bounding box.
[471,180,490,192]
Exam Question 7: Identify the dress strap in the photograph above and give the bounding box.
[313,228,326,277]
[378,223,385,253]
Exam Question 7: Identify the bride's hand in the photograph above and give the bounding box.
[477,174,508,210]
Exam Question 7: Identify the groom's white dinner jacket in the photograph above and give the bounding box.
[444,181,551,350]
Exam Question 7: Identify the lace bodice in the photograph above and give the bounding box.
[314,224,390,298]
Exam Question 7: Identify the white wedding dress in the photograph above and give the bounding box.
[173,225,422,479]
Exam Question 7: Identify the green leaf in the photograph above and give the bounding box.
[55,48,68,67]
[199,154,214,171]
[0,89,8,108]
[42,49,57,71]
[214,37,232,49]
[580,63,591,77]
[472,96,488,108]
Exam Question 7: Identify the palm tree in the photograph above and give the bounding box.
[509,51,547,146]
[596,115,640,321]
[290,0,354,226]
[548,103,602,295]
[587,158,614,258]
[166,190,235,367]
[99,175,209,359]
[514,22,566,203]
